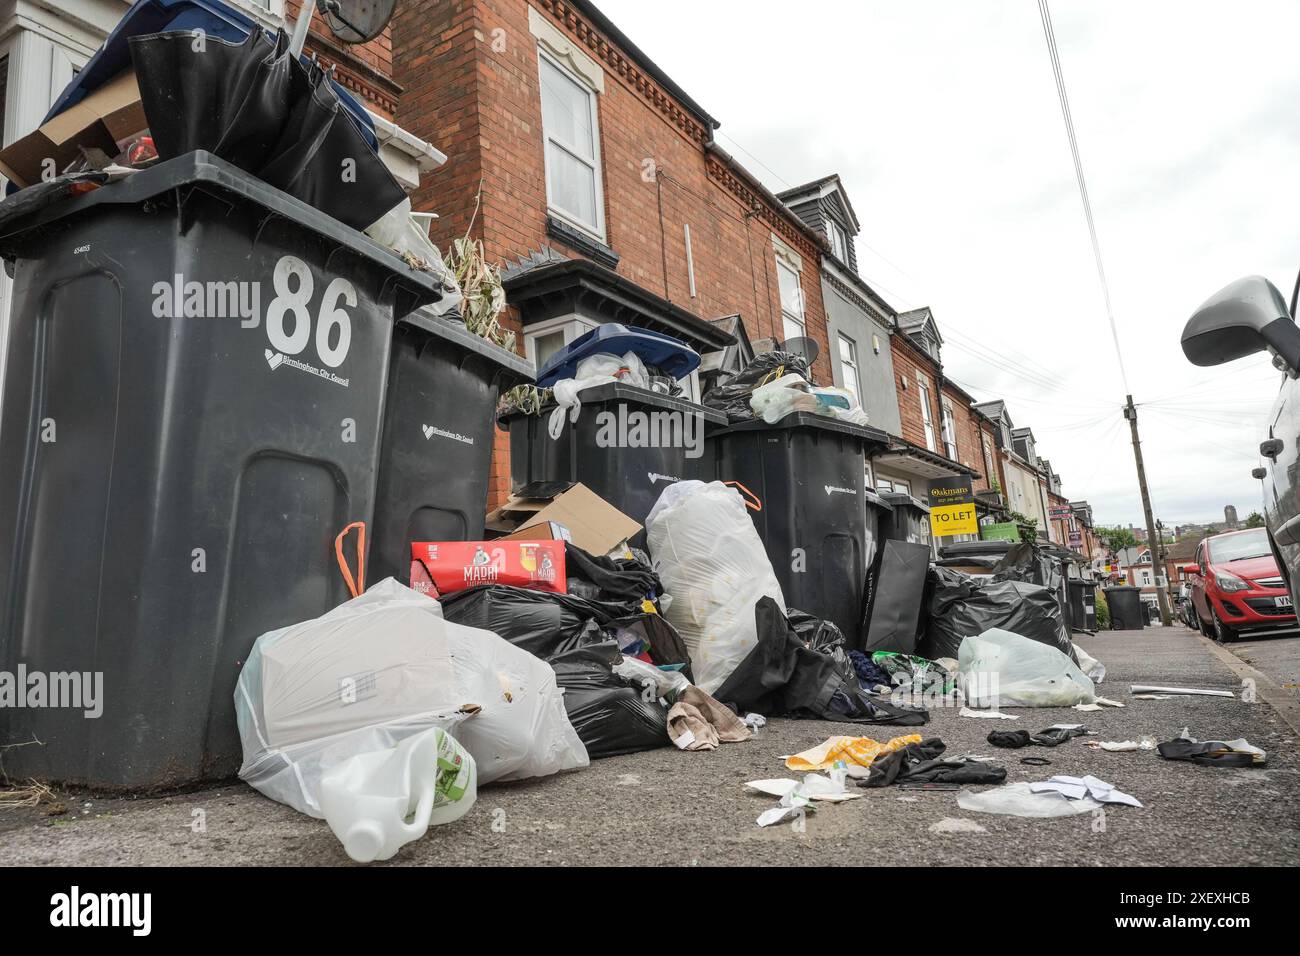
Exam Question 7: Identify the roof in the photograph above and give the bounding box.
[501,254,736,351]
[1117,545,1150,566]
[972,399,1007,421]
[571,1,720,130]
[776,174,861,233]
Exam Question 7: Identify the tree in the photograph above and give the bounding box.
[1097,525,1138,554]
[1245,511,1266,529]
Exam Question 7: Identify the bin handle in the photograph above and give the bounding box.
[724,481,762,512]
[335,521,367,598]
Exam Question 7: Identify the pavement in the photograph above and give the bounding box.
[0,625,1297,866]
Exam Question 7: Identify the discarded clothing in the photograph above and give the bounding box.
[667,686,752,751]
[785,733,923,773]
[848,650,892,688]
[987,725,1090,749]
[858,737,1008,789]
[1157,733,1266,767]
[564,543,662,605]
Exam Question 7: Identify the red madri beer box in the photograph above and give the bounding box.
[410,540,567,598]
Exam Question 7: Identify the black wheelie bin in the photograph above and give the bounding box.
[369,310,533,583]
[707,412,890,642]
[501,381,725,532]
[0,152,446,788]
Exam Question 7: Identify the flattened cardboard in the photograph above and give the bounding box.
[0,71,146,187]
[485,482,640,555]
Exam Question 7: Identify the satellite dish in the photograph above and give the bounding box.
[321,0,397,43]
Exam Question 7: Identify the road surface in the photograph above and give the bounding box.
[1,625,1296,866]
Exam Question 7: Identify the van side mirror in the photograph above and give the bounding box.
[1181,275,1299,373]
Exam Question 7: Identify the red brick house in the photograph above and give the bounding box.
[871,307,980,502]
[393,0,835,506]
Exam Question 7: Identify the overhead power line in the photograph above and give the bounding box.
[1037,0,1129,394]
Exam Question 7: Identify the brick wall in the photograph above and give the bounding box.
[394,0,833,508]
[889,333,936,450]
[288,1,401,118]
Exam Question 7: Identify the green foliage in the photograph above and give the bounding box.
[1097,524,1138,554]
[1094,588,1110,629]
[1245,511,1266,529]
[1005,509,1039,544]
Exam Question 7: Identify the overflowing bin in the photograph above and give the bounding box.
[706,412,890,643]
[501,382,725,532]
[369,310,532,583]
[0,153,446,788]
[1104,585,1146,630]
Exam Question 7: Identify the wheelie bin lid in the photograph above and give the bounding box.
[879,491,931,514]
[401,308,534,386]
[535,323,701,387]
[499,381,726,423]
[1104,585,1140,592]
[710,411,890,446]
[0,152,448,311]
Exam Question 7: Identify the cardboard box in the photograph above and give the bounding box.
[410,540,566,597]
[485,482,641,555]
[0,71,146,187]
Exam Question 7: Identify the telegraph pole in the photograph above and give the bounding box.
[1124,395,1171,626]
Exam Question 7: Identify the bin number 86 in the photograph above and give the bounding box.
[265,255,357,368]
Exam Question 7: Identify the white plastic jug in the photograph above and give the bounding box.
[318,726,477,862]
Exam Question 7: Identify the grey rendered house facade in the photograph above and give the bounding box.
[778,175,902,435]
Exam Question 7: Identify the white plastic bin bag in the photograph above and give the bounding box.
[235,578,588,817]
[958,627,1095,708]
[646,481,785,693]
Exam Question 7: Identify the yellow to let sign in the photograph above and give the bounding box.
[930,502,978,537]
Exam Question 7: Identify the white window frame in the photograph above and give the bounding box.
[837,333,861,405]
[524,316,701,401]
[537,47,606,241]
[826,219,848,262]
[940,399,958,461]
[776,257,805,341]
[523,315,598,369]
[917,376,936,452]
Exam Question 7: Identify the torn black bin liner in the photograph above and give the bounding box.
[547,642,670,758]
[129,28,405,231]
[702,349,813,422]
[920,566,1075,662]
[715,597,927,725]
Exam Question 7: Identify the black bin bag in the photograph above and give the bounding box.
[439,585,676,757]
[129,28,405,230]
[546,643,670,758]
[921,566,1075,661]
[715,598,926,725]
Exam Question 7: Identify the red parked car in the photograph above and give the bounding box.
[1188,528,1297,643]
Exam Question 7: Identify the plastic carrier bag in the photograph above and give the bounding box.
[958,628,1095,708]
[235,578,588,817]
[647,481,785,692]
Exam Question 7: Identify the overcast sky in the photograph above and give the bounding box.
[597,0,1300,528]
